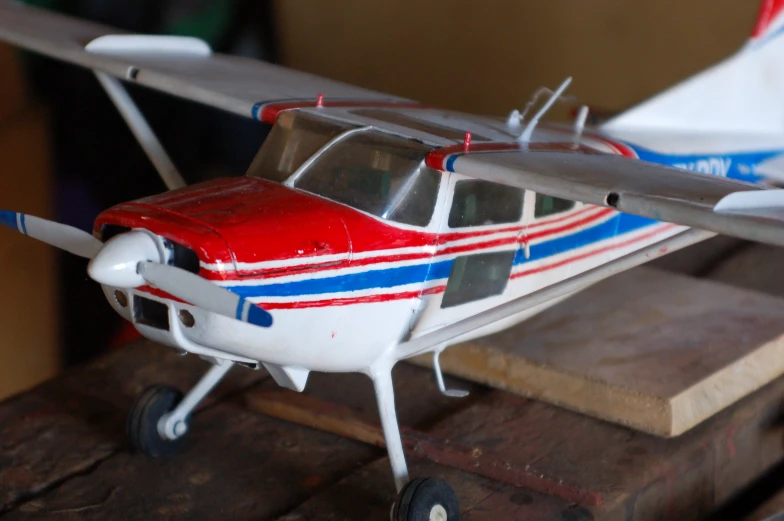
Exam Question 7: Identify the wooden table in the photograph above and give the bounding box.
[2,239,784,520]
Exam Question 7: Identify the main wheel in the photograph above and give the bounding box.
[392,477,460,521]
[126,384,186,458]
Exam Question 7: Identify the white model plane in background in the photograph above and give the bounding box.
[2,1,784,518]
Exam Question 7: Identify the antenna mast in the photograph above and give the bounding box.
[519,76,573,142]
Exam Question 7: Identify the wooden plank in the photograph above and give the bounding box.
[2,345,489,519]
[298,363,485,430]
[413,266,784,437]
[426,374,784,520]
[0,393,115,514]
[0,339,265,515]
[254,351,784,520]
[1,402,380,520]
[246,387,600,506]
[705,243,784,297]
[2,335,782,519]
[275,459,574,521]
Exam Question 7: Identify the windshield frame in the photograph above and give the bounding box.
[284,126,368,187]
[286,126,444,229]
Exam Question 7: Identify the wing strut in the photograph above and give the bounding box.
[93,72,186,190]
[395,227,715,361]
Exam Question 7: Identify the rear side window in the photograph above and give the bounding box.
[441,251,515,308]
[448,180,524,228]
[535,194,575,218]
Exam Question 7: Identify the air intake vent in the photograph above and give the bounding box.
[163,239,201,274]
[101,224,131,242]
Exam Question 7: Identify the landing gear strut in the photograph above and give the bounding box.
[372,367,461,520]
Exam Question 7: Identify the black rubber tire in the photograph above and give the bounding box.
[126,384,186,458]
[392,477,460,521]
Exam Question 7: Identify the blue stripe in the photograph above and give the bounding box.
[251,102,263,121]
[227,214,658,299]
[19,213,27,235]
[753,24,784,48]
[235,297,245,320]
[514,214,623,265]
[514,214,658,266]
[445,155,460,172]
[625,144,783,184]
[230,262,448,298]
[0,210,19,232]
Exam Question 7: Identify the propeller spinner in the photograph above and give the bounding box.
[0,210,272,328]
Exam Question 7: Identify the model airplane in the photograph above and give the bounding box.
[2,1,784,518]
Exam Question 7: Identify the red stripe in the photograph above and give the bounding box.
[511,224,679,279]
[545,126,638,159]
[262,224,680,309]
[202,207,611,280]
[259,100,426,124]
[753,0,784,37]
[438,236,517,256]
[426,141,599,170]
[205,259,349,281]
[438,205,600,243]
[137,286,186,304]
[136,225,679,311]
[258,285,446,310]
[526,208,614,242]
[439,208,615,256]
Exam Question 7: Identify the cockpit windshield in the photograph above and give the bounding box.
[246,111,353,183]
[293,130,441,227]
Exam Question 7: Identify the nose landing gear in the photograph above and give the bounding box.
[392,478,460,521]
[126,361,232,458]
[126,384,186,458]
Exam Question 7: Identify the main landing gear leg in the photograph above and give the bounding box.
[127,360,232,458]
[373,367,461,521]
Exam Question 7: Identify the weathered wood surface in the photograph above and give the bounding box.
[0,342,264,514]
[2,338,783,520]
[246,368,784,520]
[413,266,784,437]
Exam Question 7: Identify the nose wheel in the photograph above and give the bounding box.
[126,384,187,458]
[392,478,460,521]
[127,361,233,458]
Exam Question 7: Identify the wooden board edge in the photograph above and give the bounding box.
[670,333,784,436]
[411,343,675,437]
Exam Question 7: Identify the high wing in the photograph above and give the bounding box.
[0,1,407,121]
[4,2,784,247]
[429,147,784,247]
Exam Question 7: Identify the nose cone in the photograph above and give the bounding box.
[88,231,162,287]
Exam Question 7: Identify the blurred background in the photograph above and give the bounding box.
[0,0,760,399]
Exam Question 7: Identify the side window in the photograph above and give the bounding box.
[448,180,524,228]
[441,251,516,308]
[534,194,575,219]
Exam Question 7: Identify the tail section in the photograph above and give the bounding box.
[603,0,784,135]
